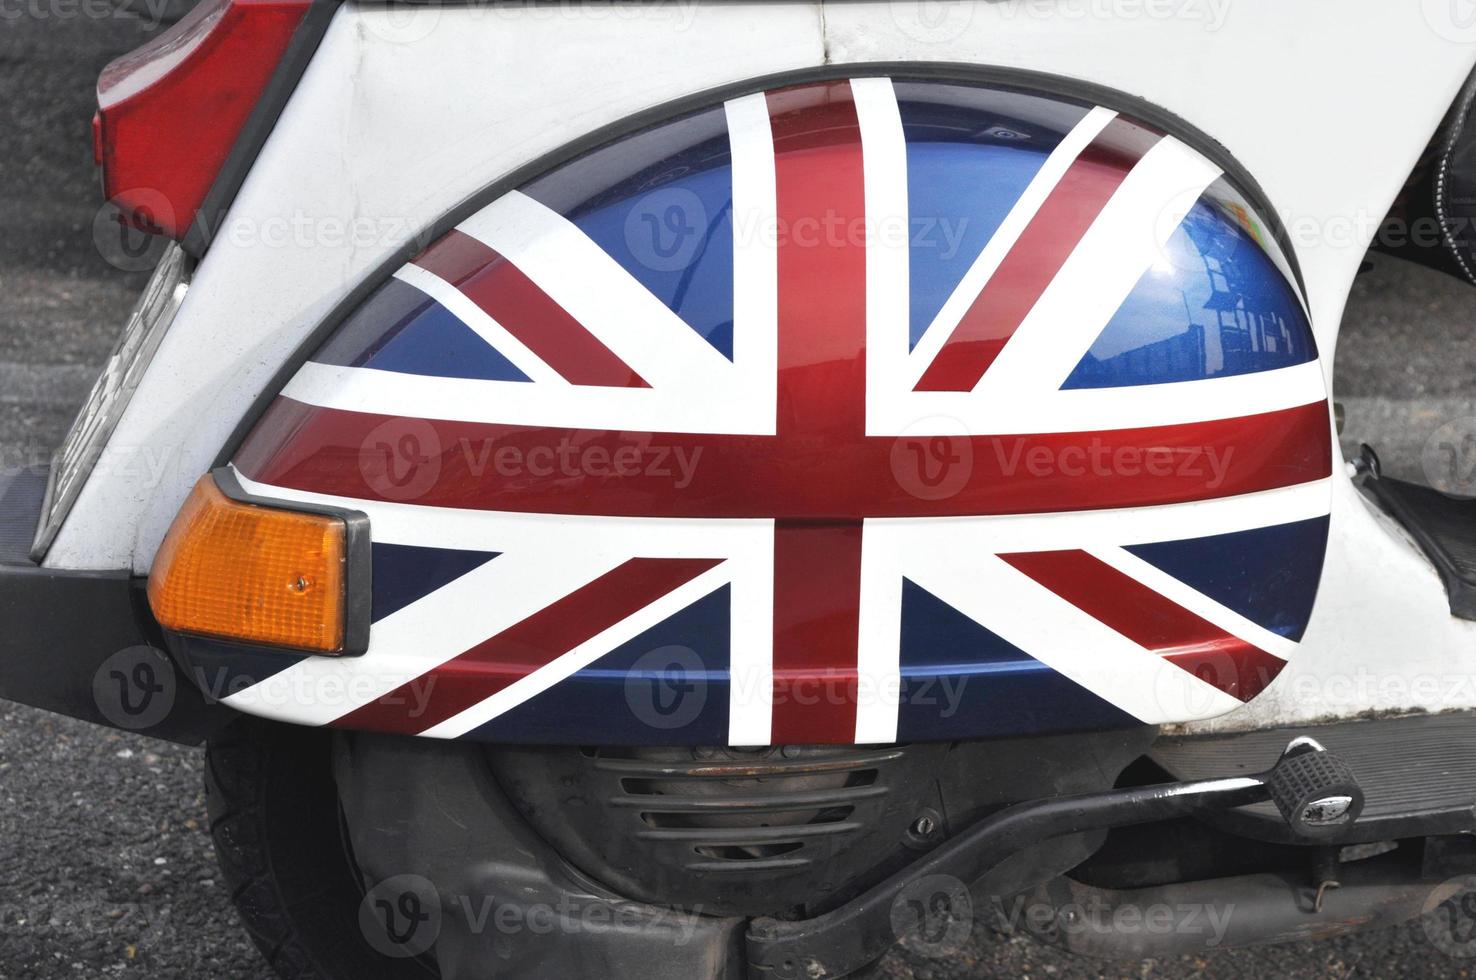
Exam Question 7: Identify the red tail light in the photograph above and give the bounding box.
[95,0,315,239]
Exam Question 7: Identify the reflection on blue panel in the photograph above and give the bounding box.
[897,580,1139,741]
[1126,516,1329,642]
[903,143,1050,350]
[896,84,1087,349]
[466,585,731,745]
[314,278,529,382]
[522,107,736,360]
[1064,192,1315,388]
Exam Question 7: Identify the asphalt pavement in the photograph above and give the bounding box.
[2,11,1475,980]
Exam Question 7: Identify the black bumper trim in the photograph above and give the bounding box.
[0,561,232,745]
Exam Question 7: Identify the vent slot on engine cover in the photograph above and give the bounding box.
[487,744,950,916]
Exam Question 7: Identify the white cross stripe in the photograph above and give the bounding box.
[724,91,780,437]
[220,77,1331,746]
[852,76,912,441]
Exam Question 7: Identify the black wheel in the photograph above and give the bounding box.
[205,717,438,980]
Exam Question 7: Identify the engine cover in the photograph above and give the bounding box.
[213,71,1333,746]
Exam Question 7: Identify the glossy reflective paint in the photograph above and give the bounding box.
[1064,188,1317,389]
[217,76,1335,746]
[51,1,1476,737]
[95,0,312,237]
[235,396,1331,519]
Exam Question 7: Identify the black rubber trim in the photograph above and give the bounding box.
[213,60,1306,468]
[207,466,373,656]
[180,0,343,258]
[0,565,231,744]
[1436,64,1476,286]
[1367,474,1476,619]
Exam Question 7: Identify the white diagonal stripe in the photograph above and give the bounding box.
[422,563,735,739]
[1085,545,1300,660]
[223,545,626,726]
[908,552,1243,724]
[977,135,1224,398]
[392,264,568,386]
[902,106,1118,389]
[226,470,773,731]
[458,190,735,394]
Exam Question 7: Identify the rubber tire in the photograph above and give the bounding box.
[205,717,438,980]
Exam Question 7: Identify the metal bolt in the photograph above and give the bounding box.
[912,815,936,837]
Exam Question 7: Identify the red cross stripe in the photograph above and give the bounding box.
[227,76,1334,746]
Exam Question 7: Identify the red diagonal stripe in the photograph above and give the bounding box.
[763,82,869,743]
[335,556,722,734]
[915,117,1162,392]
[413,229,648,388]
[1001,549,1285,701]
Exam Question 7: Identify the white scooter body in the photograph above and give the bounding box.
[41,1,1476,735]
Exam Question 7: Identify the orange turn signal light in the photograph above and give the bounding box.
[148,475,348,654]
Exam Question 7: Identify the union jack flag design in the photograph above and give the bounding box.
[222,77,1332,745]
